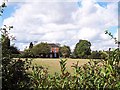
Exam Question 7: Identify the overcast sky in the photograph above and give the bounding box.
[1,0,118,51]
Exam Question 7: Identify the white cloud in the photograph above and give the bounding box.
[2,0,118,51]
[77,28,99,40]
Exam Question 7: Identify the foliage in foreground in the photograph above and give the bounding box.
[29,50,120,89]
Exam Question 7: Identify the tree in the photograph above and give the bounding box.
[10,46,20,54]
[74,40,91,58]
[0,0,7,16]
[59,45,71,58]
[2,35,10,49]
[1,1,32,89]
[90,50,101,59]
[29,42,33,49]
[1,25,13,57]
[31,42,50,57]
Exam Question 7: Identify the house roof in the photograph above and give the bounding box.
[48,43,60,47]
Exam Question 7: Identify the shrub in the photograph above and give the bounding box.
[1,26,33,89]
[29,54,120,89]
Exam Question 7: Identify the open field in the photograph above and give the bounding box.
[31,58,91,74]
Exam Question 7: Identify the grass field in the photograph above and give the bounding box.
[31,58,90,74]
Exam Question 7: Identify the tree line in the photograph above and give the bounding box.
[8,38,108,59]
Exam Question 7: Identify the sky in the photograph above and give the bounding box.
[0,0,118,51]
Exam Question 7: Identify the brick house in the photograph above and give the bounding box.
[48,43,60,58]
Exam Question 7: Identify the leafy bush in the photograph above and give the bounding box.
[2,57,32,90]
[1,25,32,89]
[28,54,120,89]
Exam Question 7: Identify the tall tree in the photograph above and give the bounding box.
[59,45,71,58]
[29,42,33,49]
[74,40,91,58]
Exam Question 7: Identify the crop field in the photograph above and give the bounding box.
[31,58,91,74]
